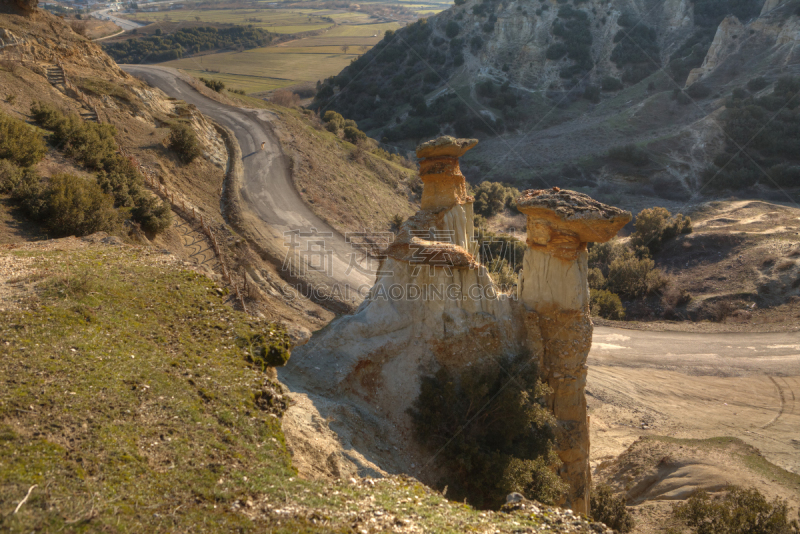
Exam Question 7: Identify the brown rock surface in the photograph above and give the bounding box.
[416,135,477,210]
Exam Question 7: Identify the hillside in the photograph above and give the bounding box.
[314,0,800,209]
[0,236,612,533]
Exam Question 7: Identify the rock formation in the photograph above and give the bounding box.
[517,188,630,514]
[286,136,524,431]
[286,137,631,516]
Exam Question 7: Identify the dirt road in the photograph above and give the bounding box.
[589,326,800,476]
[122,65,372,309]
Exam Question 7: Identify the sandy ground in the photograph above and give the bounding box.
[588,326,800,480]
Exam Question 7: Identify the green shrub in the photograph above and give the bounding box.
[408,353,567,509]
[0,112,47,167]
[588,267,606,290]
[472,181,520,217]
[238,326,292,369]
[747,76,769,93]
[200,77,225,92]
[0,159,23,193]
[168,122,202,164]
[601,76,623,91]
[591,485,634,533]
[131,193,173,235]
[686,82,711,99]
[343,125,367,143]
[583,84,601,103]
[673,485,800,534]
[30,102,171,236]
[39,174,120,237]
[608,144,650,166]
[474,226,527,273]
[629,207,692,254]
[590,289,625,320]
[446,20,460,38]
[607,251,667,299]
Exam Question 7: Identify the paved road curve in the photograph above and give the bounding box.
[90,8,144,31]
[122,65,372,308]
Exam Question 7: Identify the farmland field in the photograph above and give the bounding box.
[159,45,363,93]
[119,2,446,94]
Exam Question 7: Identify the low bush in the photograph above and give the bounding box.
[168,122,202,164]
[270,89,300,107]
[747,76,769,93]
[408,353,567,509]
[472,181,520,217]
[70,20,88,37]
[590,289,626,320]
[344,125,367,144]
[629,207,692,254]
[237,325,292,369]
[583,84,601,103]
[672,485,799,534]
[686,82,712,99]
[0,159,23,193]
[131,193,173,235]
[20,173,120,237]
[0,112,48,167]
[200,77,225,92]
[601,76,623,91]
[608,144,650,167]
[29,102,172,235]
[591,485,634,532]
[607,252,667,299]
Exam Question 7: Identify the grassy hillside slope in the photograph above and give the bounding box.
[0,239,608,533]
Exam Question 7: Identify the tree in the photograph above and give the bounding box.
[340,45,350,54]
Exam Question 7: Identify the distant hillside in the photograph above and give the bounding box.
[314,0,800,206]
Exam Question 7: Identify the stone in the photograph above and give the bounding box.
[506,492,525,504]
[416,136,478,210]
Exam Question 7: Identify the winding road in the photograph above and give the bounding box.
[122,65,373,309]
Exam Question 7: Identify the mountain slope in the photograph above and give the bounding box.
[315,0,800,207]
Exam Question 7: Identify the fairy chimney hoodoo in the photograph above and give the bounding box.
[516,188,631,514]
[288,138,631,517]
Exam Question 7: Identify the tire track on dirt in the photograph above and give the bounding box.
[762,376,787,429]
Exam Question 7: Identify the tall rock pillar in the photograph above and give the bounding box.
[515,188,630,516]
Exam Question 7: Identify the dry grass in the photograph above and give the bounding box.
[270,88,300,107]
[270,105,418,235]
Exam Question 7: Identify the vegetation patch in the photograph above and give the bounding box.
[671,485,799,534]
[701,76,800,191]
[610,14,660,85]
[590,485,635,533]
[102,26,274,64]
[28,103,172,235]
[408,354,566,509]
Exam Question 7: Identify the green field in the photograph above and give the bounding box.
[161,46,362,93]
